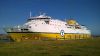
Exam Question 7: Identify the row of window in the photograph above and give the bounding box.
[28,24,81,29]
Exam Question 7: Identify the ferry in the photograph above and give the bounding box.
[4,13,91,42]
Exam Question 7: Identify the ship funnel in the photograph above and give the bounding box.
[67,19,77,25]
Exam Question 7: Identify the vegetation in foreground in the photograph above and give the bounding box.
[0,38,100,56]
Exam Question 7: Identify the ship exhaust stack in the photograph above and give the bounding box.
[67,19,77,25]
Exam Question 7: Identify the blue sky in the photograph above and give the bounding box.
[0,0,100,35]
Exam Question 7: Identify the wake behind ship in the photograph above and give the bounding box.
[4,13,91,42]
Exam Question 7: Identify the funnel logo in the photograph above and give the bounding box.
[60,30,64,37]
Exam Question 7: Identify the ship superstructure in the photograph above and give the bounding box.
[4,13,91,42]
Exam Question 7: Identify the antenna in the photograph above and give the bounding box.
[39,9,45,15]
[70,16,72,19]
[69,16,73,19]
[30,11,32,18]
[39,11,42,15]
[64,18,66,21]
[43,13,46,16]
[39,9,42,15]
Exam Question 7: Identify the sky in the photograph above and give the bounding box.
[0,0,100,35]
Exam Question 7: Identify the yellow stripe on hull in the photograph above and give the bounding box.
[8,32,91,42]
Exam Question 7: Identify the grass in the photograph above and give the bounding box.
[0,38,100,56]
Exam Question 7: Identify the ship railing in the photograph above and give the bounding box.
[3,27,30,32]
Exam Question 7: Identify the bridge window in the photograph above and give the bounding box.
[45,21,49,24]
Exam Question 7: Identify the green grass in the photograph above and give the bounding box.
[0,38,100,56]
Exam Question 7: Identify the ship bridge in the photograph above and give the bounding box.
[27,13,51,21]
